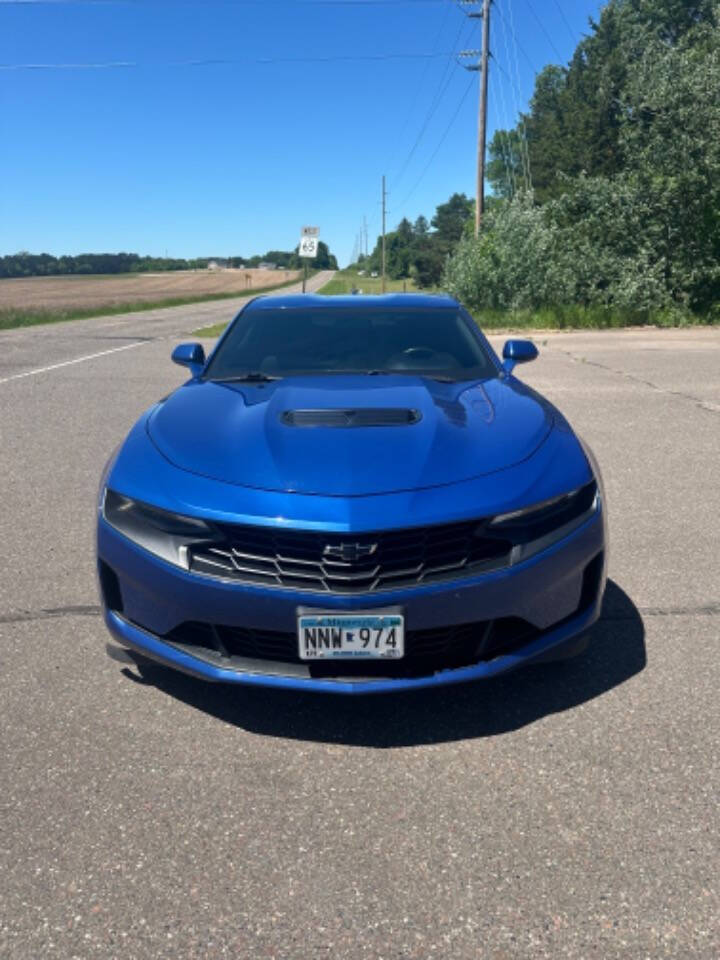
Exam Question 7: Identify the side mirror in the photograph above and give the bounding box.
[502,339,538,374]
[172,342,206,377]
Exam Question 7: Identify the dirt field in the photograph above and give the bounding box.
[0,268,301,311]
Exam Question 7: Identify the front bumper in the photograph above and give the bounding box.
[98,503,606,694]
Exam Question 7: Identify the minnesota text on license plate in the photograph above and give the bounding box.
[298,613,404,660]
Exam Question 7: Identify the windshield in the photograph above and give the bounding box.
[204,306,497,382]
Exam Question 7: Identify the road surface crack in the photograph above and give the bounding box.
[0,605,101,624]
[639,602,720,617]
[549,346,720,415]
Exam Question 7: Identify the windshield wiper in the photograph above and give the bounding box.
[366,369,461,383]
[210,372,281,383]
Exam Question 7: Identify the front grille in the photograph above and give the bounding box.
[165,616,541,678]
[189,520,513,594]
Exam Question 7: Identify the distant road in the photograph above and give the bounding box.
[0,268,335,385]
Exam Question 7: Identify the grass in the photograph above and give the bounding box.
[316,273,719,328]
[0,274,305,332]
[470,303,719,331]
[195,320,236,338]
[191,270,718,338]
[316,268,432,296]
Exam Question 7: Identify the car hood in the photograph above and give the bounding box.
[147,374,554,497]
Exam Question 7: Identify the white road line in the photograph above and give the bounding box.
[0,340,150,385]
[0,273,334,385]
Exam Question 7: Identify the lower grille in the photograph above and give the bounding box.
[165,617,541,678]
[98,560,123,613]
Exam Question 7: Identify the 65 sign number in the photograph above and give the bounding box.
[299,236,319,259]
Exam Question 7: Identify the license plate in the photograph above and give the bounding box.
[297,610,404,660]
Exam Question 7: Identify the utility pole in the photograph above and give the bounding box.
[381,175,387,293]
[460,0,491,236]
[477,0,491,235]
[363,215,368,258]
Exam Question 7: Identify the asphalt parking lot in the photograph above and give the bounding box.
[0,303,718,958]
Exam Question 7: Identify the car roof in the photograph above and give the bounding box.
[247,293,460,311]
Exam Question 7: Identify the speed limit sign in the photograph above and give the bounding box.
[299,236,319,259]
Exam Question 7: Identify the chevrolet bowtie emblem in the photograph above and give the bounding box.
[323,542,378,562]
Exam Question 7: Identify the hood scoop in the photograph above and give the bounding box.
[281,408,422,428]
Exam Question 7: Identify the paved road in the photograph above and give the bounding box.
[0,270,335,385]
[0,314,718,958]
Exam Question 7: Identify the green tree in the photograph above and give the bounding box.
[411,241,446,289]
[413,215,429,235]
[447,0,720,316]
[431,193,473,252]
[487,0,717,204]
[617,16,720,308]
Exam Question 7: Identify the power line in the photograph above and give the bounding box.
[495,5,527,191]
[389,12,473,189]
[392,0,453,150]
[492,56,518,198]
[522,0,565,64]
[493,1,540,76]
[494,0,531,192]
[550,0,578,46]
[0,50,459,71]
[397,73,475,211]
[389,62,457,187]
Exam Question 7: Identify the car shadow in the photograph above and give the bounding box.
[131,579,646,747]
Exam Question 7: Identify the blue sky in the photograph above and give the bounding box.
[0,0,604,265]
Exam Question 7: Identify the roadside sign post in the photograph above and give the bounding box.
[299,227,319,293]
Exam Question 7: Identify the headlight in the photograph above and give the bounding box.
[488,480,599,563]
[102,489,218,568]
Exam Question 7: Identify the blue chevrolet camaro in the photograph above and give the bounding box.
[98,293,606,693]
